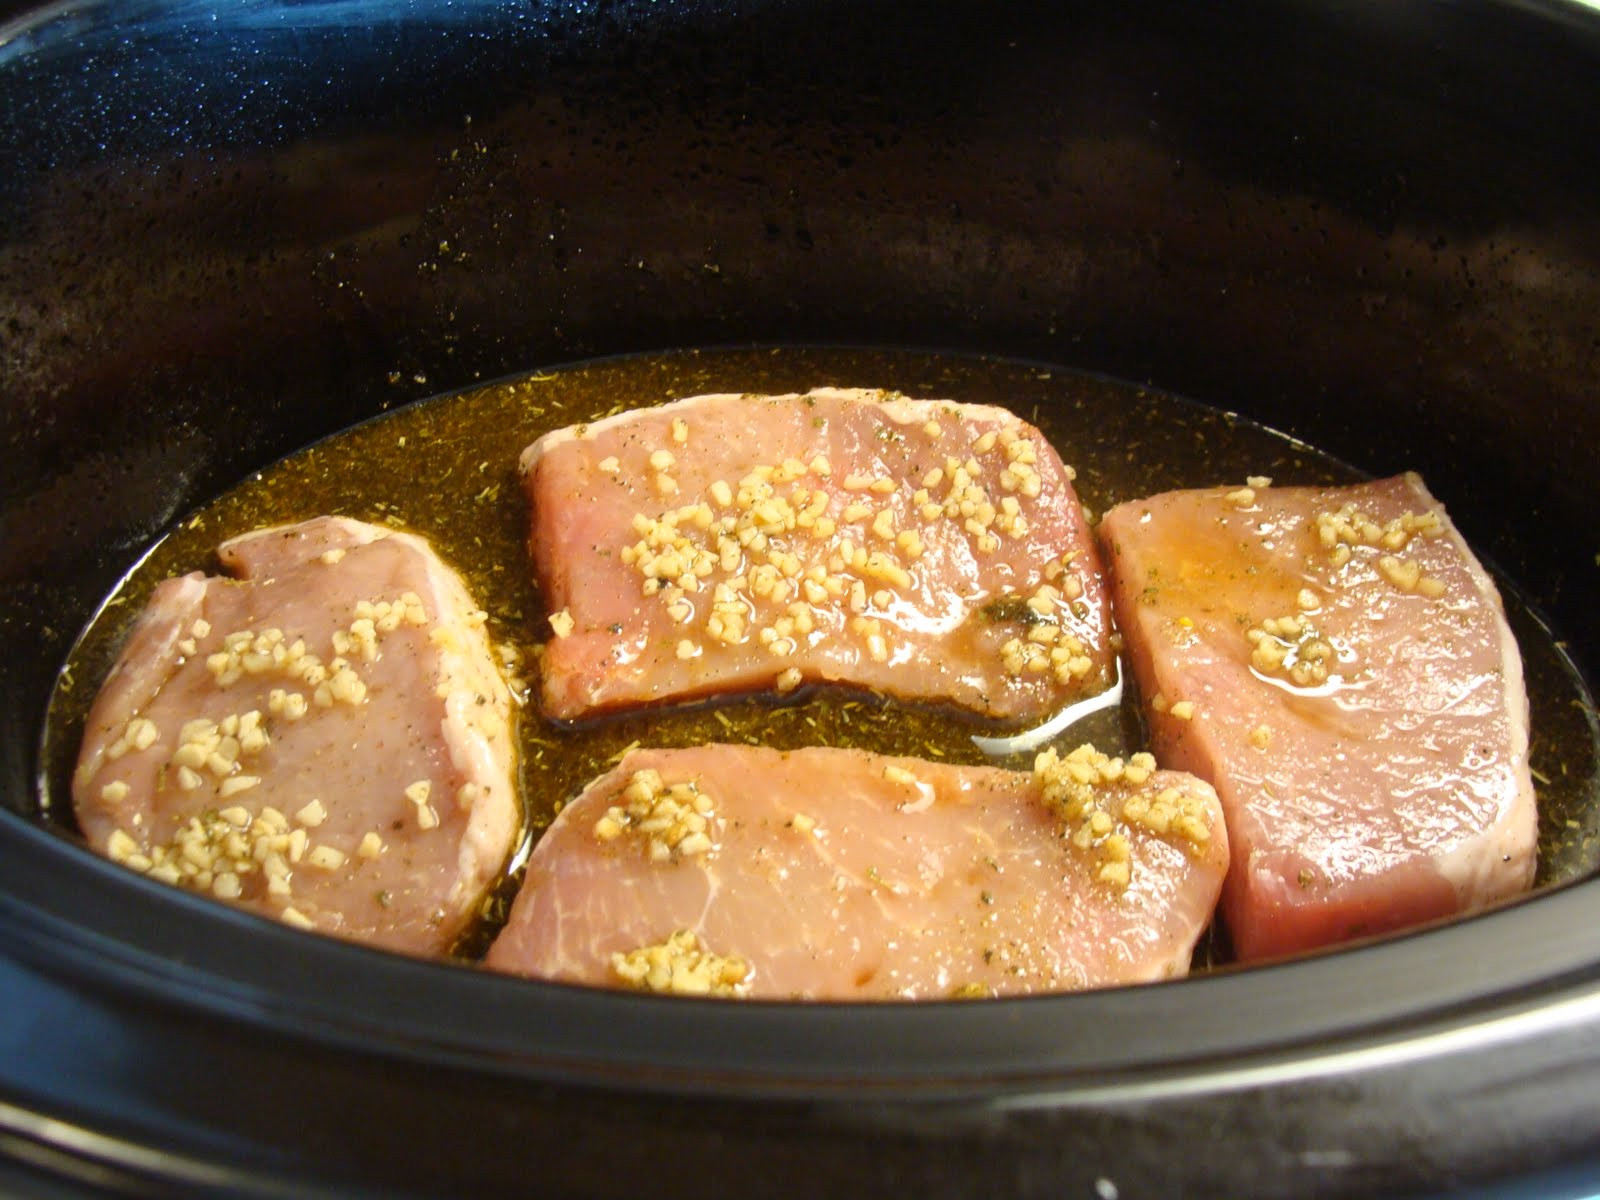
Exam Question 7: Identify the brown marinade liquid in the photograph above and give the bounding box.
[40,347,1600,963]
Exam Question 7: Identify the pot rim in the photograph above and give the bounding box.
[4,807,1596,1101]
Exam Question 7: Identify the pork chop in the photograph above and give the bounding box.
[72,516,520,956]
[521,388,1113,723]
[484,742,1228,999]
[1098,473,1537,961]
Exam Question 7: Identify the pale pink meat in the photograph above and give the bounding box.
[72,516,520,956]
[521,388,1113,723]
[1098,473,1537,961]
[484,744,1229,999]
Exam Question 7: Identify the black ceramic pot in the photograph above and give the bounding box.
[3,1,1600,1195]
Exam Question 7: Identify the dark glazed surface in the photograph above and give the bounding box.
[3,0,1600,1195]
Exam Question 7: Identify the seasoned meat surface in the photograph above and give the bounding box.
[1099,473,1537,961]
[72,516,520,955]
[484,743,1228,999]
[521,388,1113,723]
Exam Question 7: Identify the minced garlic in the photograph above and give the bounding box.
[104,716,160,760]
[1032,743,1210,890]
[168,710,270,785]
[611,929,750,997]
[202,606,408,708]
[593,769,716,862]
[306,845,346,871]
[996,578,1096,685]
[1378,554,1446,597]
[1247,613,1339,687]
[1316,504,1444,570]
[595,407,1071,686]
[103,799,381,915]
[1121,786,1212,846]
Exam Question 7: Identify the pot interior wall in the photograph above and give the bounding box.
[4,2,1600,808]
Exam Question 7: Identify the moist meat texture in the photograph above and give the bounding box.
[521,388,1113,723]
[72,516,519,955]
[484,743,1228,999]
[1099,473,1537,961]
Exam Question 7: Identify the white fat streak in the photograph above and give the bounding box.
[971,658,1124,758]
[516,387,1028,477]
[898,778,939,814]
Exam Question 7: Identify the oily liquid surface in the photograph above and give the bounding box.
[42,347,1600,963]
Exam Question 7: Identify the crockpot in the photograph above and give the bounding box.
[3,0,1600,1194]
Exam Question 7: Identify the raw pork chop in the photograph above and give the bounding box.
[1098,473,1537,961]
[521,388,1113,723]
[73,516,520,956]
[484,743,1228,999]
